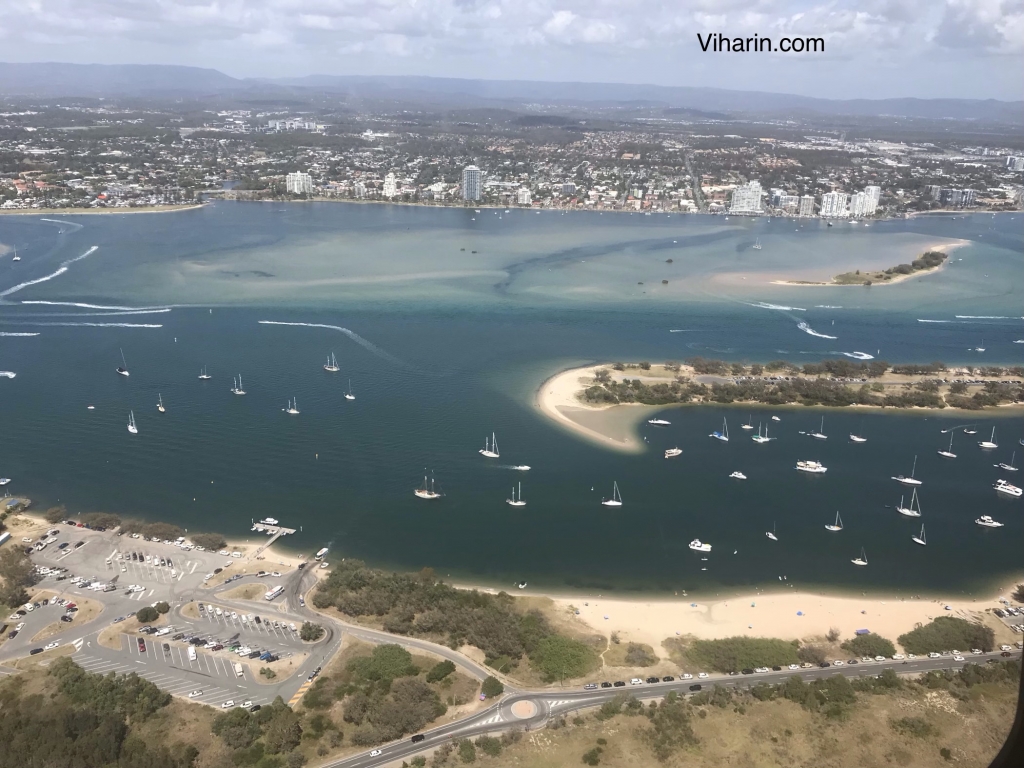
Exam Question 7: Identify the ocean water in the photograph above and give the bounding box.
[0,203,1021,596]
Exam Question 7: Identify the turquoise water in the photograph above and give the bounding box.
[0,203,1021,596]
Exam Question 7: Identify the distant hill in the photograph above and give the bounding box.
[0,63,1021,124]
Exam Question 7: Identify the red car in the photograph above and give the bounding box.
[137,638,146,653]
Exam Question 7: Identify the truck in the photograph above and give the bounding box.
[264,585,284,601]
[187,646,197,662]
[234,662,244,678]
[0,531,11,548]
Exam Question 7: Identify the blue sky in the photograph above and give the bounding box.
[1,0,1022,100]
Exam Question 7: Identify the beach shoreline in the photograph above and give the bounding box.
[770,240,966,287]
[0,203,206,217]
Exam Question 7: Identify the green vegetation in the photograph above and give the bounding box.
[898,616,995,654]
[1013,584,1024,603]
[0,547,38,608]
[841,633,897,658]
[644,691,698,761]
[78,511,122,529]
[191,532,228,551]
[480,676,504,698]
[890,715,937,738]
[119,519,184,540]
[154,601,170,614]
[458,739,476,763]
[299,622,325,642]
[675,636,800,672]
[136,606,159,623]
[212,696,304,762]
[475,735,502,757]
[833,250,948,285]
[43,505,67,523]
[624,642,657,667]
[313,560,596,680]
[426,660,456,683]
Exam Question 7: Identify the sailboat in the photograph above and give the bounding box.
[978,427,998,449]
[127,410,138,434]
[709,418,729,442]
[323,353,340,372]
[479,433,500,458]
[912,524,926,546]
[896,488,922,518]
[156,394,165,413]
[809,416,827,440]
[891,455,923,486]
[506,482,526,507]
[231,375,246,395]
[766,522,778,541]
[849,424,867,443]
[997,452,1018,472]
[285,398,300,414]
[344,379,355,401]
[198,366,212,380]
[938,431,956,459]
[116,348,130,377]
[741,416,754,431]
[11,247,19,261]
[414,473,442,499]
[752,422,772,444]
[825,512,843,532]
[752,238,762,250]
[601,481,623,507]
[851,547,868,566]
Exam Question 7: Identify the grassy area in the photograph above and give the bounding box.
[664,636,801,673]
[221,583,266,601]
[603,640,659,669]
[899,617,996,655]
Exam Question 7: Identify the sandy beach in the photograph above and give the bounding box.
[770,239,968,287]
[0,203,205,217]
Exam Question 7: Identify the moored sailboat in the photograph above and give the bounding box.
[851,547,868,566]
[324,353,340,372]
[479,432,499,458]
[116,348,130,377]
[896,488,922,518]
[937,431,956,459]
[891,455,923,486]
[414,473,442,499]
[825,512,843,532]
[157,394,165,413]
[601,481,623,507]
[912,524,926,546]
[709,418,729,442]
[127,410,138,434]
[506,482,526,507]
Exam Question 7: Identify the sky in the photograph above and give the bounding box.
[1,0,1022,100]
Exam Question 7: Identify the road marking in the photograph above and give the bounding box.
[477,713,502,725]
[288,679,314,707]
[72,638,84,651]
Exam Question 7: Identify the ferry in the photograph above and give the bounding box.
[795,460,827,474]
[688,539,712,552]
[314,547,329,561]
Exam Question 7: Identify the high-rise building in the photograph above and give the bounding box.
[863,185,881,215]
[849,191,868,217]
[1007,156,1024,172]
[353,181,367,199]
[729,180,763,214]
[925,185,942,200]
[285,171,313,195]
[939,188,976,207]
[798,195,815,216]
[819,191,849,217]
[382,173,397,199]
[779,194,800,211]
[516,187,532,205]
[561,181,577,196]
[462,165,482,201]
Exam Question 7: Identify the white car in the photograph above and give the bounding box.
[928,652,941,658]
[216,608,223,616]
[15,622,25,631]
[370,750,383,757]
[953,654,965,662]
[754,667,769,673]
[271,571,281,577]
[907,654,917,659]
[242,700,252,708]
[874,655,885,661]
[289,623,296,631]
[1001,645,1012,652]
[681,673,693,680]
[833,660,844,666]
[788,664,800,670]
[629,678,642,685]
[892,654,905,660]
[221,700,234,708]
[131,533,140,538]
[698,672,709,679]
[44,641,60,650]
[971,649,983,655]
[231,612,238,619]
[188,690,203,698]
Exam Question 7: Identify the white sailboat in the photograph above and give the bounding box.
[891,455,923,486]
[324,353,340,372]
[752,422,772,444]
[157,394,165,413]
[127,410,138,434]
[198,366,212,380]
[688,539,712,552]
[344,379,355,401]
[978,427,998,449]
[231,375,246,395]
[752,238,762,250]
[285,398,300,415]
[766,522,778,541]
[414,473,442,499]
[851,547,868,566]
[116,348,130,377]
[896,488,922,518]
[741,416,754,430]
[479,432,499,458]
[664,447,683,458]
[709,418,729,442]
[809,416,827,440]
[601,481,623,507]
[996,452,1018,472]
[11,247,20,261]
[506,482,526,507]
[937,431,956,459]
[825,511,843,532]
[912,524,926,546]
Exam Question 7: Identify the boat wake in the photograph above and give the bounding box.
[750,301,806,312]
[797,321,837,340]
[839,351,874,360]
[39,218,85,232]
[258,320,411,369]
[0,332,40,337]
[22,309,171,317]
[815,305,843,309]
[21,300,171,311]
[0,371,15,379]
[0,246,99,298]
[917,319,961,324]
[955,315,1021,320]
[668,329,697,333]
[1,321,161,328]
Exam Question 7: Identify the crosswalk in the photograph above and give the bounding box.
[476,712,503,726]
[72,638,84,651]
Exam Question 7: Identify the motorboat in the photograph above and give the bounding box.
[896,488,922,518]
[994,479,1022,497]
[975,515,1003,528]
[511,465,531,471]
[891,455,922,486]
[648,418,671,426]
[729,471,747,480]
[414,474,442,499]
[601,481,623,507]
[849,434,867,443]
[825,512,843,532]
[978,427,997,449]
[479,432,499,458]
[709,418,729,442]
[0,478,9,486]
[795,460,827,474]
[664,447,683,458]
[771,415,781,421]
[689,539,712,552]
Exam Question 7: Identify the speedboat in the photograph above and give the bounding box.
[664,447,682,459]
[994,479,1022,497]
[511,465,531,471]
[795,460,827,473]
[689,539,712,552]
[976,515,1003,528]
[729,471,747,480]
[648,418,671,426]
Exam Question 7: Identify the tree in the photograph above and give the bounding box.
[426,660,455,683]
[458,739,476,763]
[1012,584,1024,604]
[136,606,159,623]
[480,676,504,698]
[263,698,303,754]
[0,548,38,606]
[841,634,897,658]
[300,622,325,642]
[154,601,170,614]
[528,635,599,682]
[286,749,307,768]
[44,506,67,524]
[476,736,502,757]
[191,532,227,550]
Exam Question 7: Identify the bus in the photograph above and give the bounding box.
[264,585,284,601]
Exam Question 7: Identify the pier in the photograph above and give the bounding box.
[250,521,297,560]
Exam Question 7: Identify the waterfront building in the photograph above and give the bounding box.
[462,165,482,201]
[729,180,763,214]
[517,187,532,205]
[285,171,313,195]
[382,173,397,199]
[798,195,815,216]
[820,191,849,217]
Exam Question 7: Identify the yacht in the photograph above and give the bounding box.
[851,547,868,566]
[978,427,998,449]
[741,416,754,431]
[688,539,712,552]
[285,398,300,415]
[601,481,623,507]
[912,524,927,547]
[157,394,165,413]
[937,431,956,459]
[0,478,10,486]
[771,415,781,422]
[261,517,280,526]
[729,471,747,480]
[323,353,340,372]
[116,348,130,377]
[664,447,683,459]
[963,428,977,435]
[896,488,922,518]
[752,423,772,444]
[648,418,671,426]
[891,455,922,486]
[849,433,867,443]
[511,465,531,471]
[231,375,246,395]
[996,452,1018,472]
[994,479,1022,497]
[344,379,355,400]
[127,411,138,435]
[414,474,442,499]
[766,522,778,541]
[479,432,500,459]
[752,238,762,250]
[506,482,526,507]
[795,460,827,473]
[975,515,1003,528]
[809,416,827,440]
[709,418,729,442]
[825,512,843,532]
[198,366,212,380]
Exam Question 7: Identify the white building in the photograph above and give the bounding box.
[382,173,397,199]
[462,165,482,201]
[820,191,849,218]
[516,187,532,205]
[798,195,815,216]
[778,194,800,212]
[729,181,763,214]
[353,181,367,199]
[285,172,313,195]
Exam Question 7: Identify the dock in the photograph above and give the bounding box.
[250,522,296,561]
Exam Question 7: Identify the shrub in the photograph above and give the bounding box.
[890,716,936,738]
[347,644,418,683]
[1012,584,1024,604]
[624,643,657,667]
[898,617,994,654]
[458,739,476,763]
[260,667,277,680]
[683,637,800,672]
[136,606,159,623]
[299,622,325,642]
[841,634,896,658]
[476,736,501,757]
[44,506,67,524]
[582,747,602,765]
[154,601,170,614]
[481,676,504,698]
[192,532,228,550]
[426,660,456,683]
[529,635,599,682]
